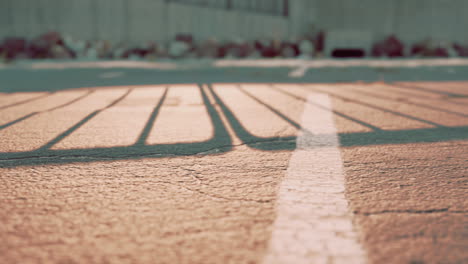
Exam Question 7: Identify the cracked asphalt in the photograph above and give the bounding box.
[0,64,467,264]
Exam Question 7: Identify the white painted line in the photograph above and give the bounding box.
[99,71,125,79]
[288,65,309,78]
[262,93,367,264]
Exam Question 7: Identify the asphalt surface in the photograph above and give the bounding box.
[0,62,467,264]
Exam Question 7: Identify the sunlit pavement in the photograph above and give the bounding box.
[0,62,467,264]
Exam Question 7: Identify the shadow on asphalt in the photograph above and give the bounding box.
[0,76,467,167]
[0,85,234,167]
[270,84,468,146]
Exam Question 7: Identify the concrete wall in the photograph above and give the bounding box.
[292,0,468,44]
[0,0,289,43]
[1,0,467,45]
[166,3,288,43]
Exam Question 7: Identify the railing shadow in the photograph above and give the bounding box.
[0,92,53,110]
[0,84,232,167]
[392,82,468,98]
[208,84,297,151]
[0,90,94,131]
[344,86,468,118]
[0,82,467,168]
[270,85,382,131]
[270,84,468,146]
[299,84,446,128]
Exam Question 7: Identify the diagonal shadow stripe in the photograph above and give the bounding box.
[387,83,468,106]
[208,84,297,151]
[238,85,302,130]
[0,90,94,131]
[392,82,468,98]
[46,90,95,112]
[0,112,38,131]
[0,92,53,111]
[271,84,382,131]
[135,87,169,146]
[300,85,445,128]
[37,88,133,151]
[346,86,468,117]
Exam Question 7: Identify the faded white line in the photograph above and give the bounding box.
[288,65,309,78]
[262,93,366,264]
[99,71,125,79]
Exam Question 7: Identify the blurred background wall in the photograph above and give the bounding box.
[0,0,467,44]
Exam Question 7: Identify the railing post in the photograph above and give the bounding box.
[226,0,232,10]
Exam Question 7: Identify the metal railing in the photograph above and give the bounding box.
[166,0,289,17]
